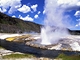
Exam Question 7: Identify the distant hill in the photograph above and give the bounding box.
[0,12,41,33]
[69,30,80,35]
[0,12,80,34]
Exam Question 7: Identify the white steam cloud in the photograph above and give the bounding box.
[41,0,80,45]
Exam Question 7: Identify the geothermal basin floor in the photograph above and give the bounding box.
[0,33,80,51]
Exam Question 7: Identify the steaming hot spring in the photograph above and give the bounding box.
[4,26,80,52]
[4,28,80,51]
[1,26,80,52]
[23,31,80,52]
[24,27,80,51]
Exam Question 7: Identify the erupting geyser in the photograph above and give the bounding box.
[41,0,80,52]
[41,0,70,45]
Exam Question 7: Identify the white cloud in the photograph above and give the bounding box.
[43,10,45,14]
[76,24,79,27]
[19,15,34,21]
[75,19,80,27]
[18,5,31,13]
[12,15,16,18]
[38,11,41,14]
[0,0,22,14]
[57,0,80,10]
[34,14,38,19]
[34,11,40,19]
[76,19,80,21]
[31,4,38,12]
[57,0,78,5]
[0,8,7,13]
[75,22,80,27]
[74,11,80,17]
[75,11,80,27]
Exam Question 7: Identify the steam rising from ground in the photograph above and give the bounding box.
[41,0,70,45]
[41,0,80,45]
[41,0,80,50]
[41,26,69,45]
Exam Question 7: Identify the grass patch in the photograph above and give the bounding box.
[2,53,35,59]
[56,53,80,60]
[0,46,2,48]
[0,46,5,49]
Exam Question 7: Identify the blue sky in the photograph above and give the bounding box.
[0,0,45,24]
[0,0,80,30]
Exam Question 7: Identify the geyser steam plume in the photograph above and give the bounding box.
[41,0,70,45]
